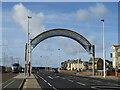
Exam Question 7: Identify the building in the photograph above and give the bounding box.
[61,59,88,71]
[89,58,112,70]
[61,61,68,70]
[89,58,103,70]
[112,45,120,70]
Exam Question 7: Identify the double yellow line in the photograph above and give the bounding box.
[34,74,38,79]
[22,74,38,90]
[22,79,28,90]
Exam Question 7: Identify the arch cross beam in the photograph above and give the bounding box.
[30,29,93,54]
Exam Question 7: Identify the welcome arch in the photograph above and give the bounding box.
[31,29,93,53]
[27,29,95,76]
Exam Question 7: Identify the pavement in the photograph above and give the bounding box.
[61,71,120,83]
[22,73,42,89]
[75,72,120,81]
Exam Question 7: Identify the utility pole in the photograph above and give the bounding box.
[77,59,79,72]
[92,45,95,76]
[101,19,106,78]
[3,52,6,67]
[27,16,32,77]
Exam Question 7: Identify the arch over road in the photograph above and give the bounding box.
[30,29,93,54]
[25,28,95,77]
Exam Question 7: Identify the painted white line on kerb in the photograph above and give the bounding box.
[37,74,57,90]
[68,79,74,82]
[3,79,15,89]
[48,76,53,79]
[77,82,86,86]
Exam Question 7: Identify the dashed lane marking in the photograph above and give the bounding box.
[48,76,53,79]
[37,74,57,90]
[56,76,60,78]
[91,86,101,90]
[68,79,74,82]
[47,83,52,86]
[62,78,65,79]
[77,82,86,86]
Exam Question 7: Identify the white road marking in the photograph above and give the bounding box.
[96,81,102,83]
[47,83,52,86]
[95,86,120,88]
[48,76,53,79]
[3,79,15,89]
[37,74,57,90]
[56,76,60,78]
[53,86,58,90]
[1,77,14,86]
[44,80,47,82]
[91,85,120,90]
[91,86,100,90]
[62,78,65,79]
[68,79,74,82]
[77,82,86,86]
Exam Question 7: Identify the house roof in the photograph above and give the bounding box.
[89,57,102,62]
[112,45,120,47]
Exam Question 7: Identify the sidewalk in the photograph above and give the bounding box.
[14,73,42,89]
[75,72,120,81]
[90,75,120,81]
[60,70,120,82]
[22,73,42,89]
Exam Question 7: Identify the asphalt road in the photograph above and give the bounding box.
[34,70,120,90]
[2,72,18,83]
[1,72,24,89]
[2,78,24,89]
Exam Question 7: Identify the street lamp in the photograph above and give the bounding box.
[58,49,60,58]
[27,16,32,77]
[40,56,42,67]
[101,19,106,78]
[58,49,60,68]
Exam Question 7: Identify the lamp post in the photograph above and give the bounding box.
[40,56,42,67]
[58,48,60,65]
[27,16,32,77]
[101,19,106,78]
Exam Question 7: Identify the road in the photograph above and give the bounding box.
[1,72,24,89]
[2,72,18,83]
[34,70,120,90]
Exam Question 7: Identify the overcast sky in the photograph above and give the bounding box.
[2,2,118,67]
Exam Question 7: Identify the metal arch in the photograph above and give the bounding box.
[30,29,93,54]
